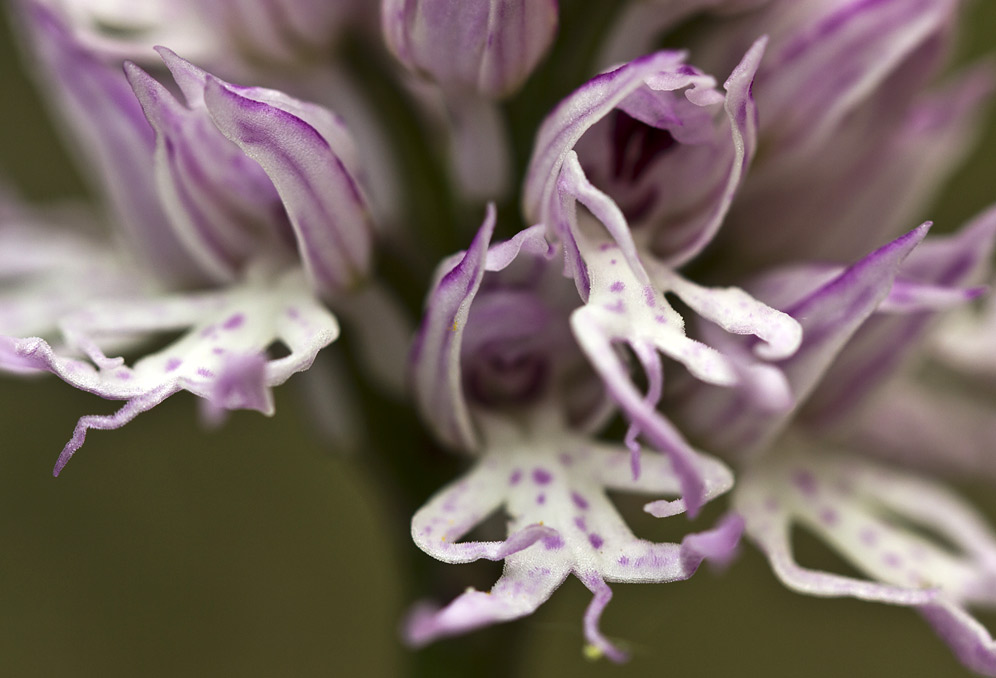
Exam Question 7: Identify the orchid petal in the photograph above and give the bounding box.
[572,308,720,517]
[382,0,558,98]
[850,377,996,480]
[196,0,347,64]
[737,449,996,675]
[718,59,995,269]
[410,206,496,451]
[405,560,570,647]
[921,602,996,676]
[677,225,929,455]
[805,208,996,423]
[759,0,958,157]
[410,209,557,451]
[648,260,801,361]
[3,269,338,474]
[202,72,373,296]
[407,431,737,657]
[649,36,764,265]
[17,2,205,285]
[524,50,700,228]
[0,203,138,343]
[124,60,284,283]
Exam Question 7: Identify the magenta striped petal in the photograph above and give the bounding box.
[382,0,558,98]
[202,74,374,297]
[675,224,930,455]
[17,2,208,286]
[124,61,284,283]
[758,0,958,157]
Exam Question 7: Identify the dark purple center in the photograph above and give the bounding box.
[611,110,677,183]
[466,350,550,408]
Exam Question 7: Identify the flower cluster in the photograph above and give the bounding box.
[3,0,996,673]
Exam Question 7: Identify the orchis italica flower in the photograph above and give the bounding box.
[407,205,742,660]
[4,0,996,674]
[667,208,996,675]
[406,0,996,673]
[403,40,808,657]
[0,3,375,474]
[522,40,804,498]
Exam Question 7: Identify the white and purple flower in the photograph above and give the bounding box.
[2,0,996,674]
[1,2,376,474]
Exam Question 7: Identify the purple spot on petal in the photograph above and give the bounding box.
[116,370,132,380]
[610,259,617,265]
[610,281,625,293]
[557,453,573,467]
[200,325,217,338]
[543,534,564,550]
[532,468,552,485]
[536,493,546,505]
[509,469,522,485]
[571,492,590,510]
[574,516,587,531]
[860,528,878,547]
[618,556,629,566]
[286,307,300,319]
[588,533,604,549]
[165,358,182,372]
[212,347,225,355]
[222,313,245,330]
[655,315,667,324]
[883,552,902,568]
[605,299,626,314]
[819,508,838,526]
[197,368,214,378]
[764,497,779,512]
[643,286,656,308]
[791,470,818,497]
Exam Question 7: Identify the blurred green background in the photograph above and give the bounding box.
[2,3,996,677]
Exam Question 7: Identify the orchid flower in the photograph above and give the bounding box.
[667,207,996,674]
[407,205,741,660]
[2,0,996,674]
[520,41,804,505]
[1,3,377,474]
